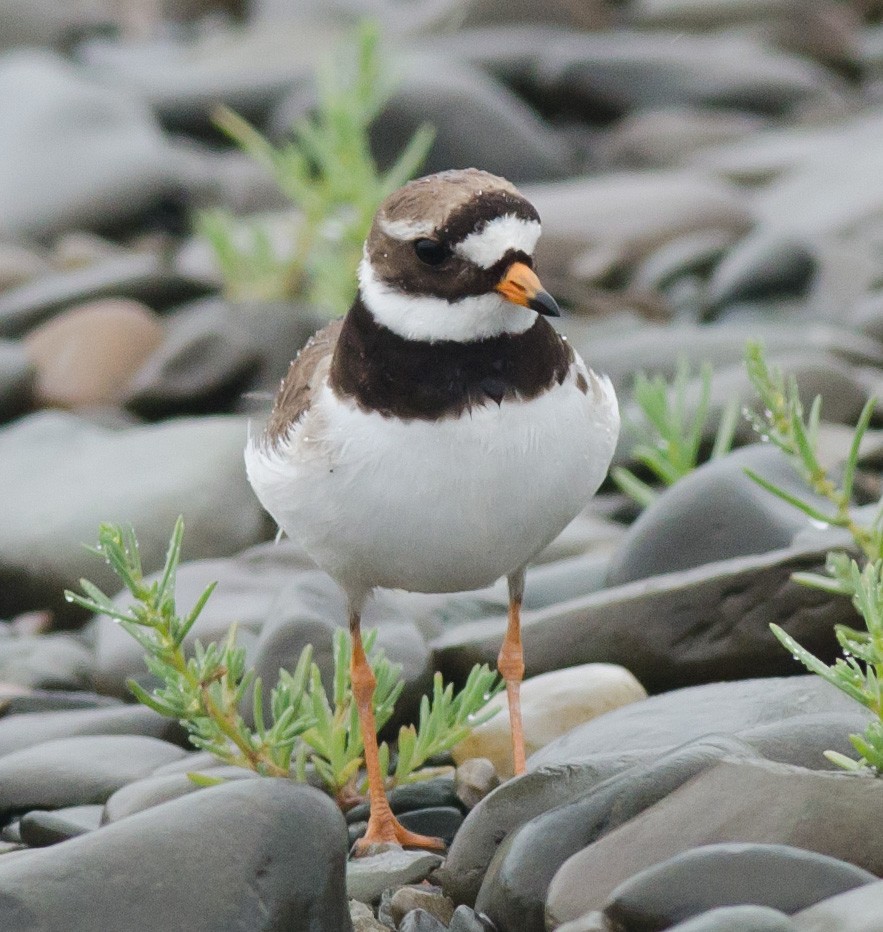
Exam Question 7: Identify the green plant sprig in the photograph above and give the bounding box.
[65,519,313,776]
[67,519,502,797]
[613,358,739,507]
[201,20,434,312]
[745,341,883,773]
[744,339,879,560]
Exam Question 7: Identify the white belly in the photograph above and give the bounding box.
[245,362,619,601]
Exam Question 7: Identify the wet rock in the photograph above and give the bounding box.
[24,299,164,409]
[603,843,874,930]
[605,445,828,586]
[0,704,184,757]
[0,735,186,816]
[545,758,883,925]
[455,758,500,811]
[433,544,854,694]
[350,898,387,931]
[19,804,104,846]
[0,632,93,691]
[346,779,462,825]
[0,251,209,338]
[475,738,762,929]
[792,879,883,931]
[449,905,495,931]
[0,779,352,931]
[707,238,816,308]
[0,690,120,715]
[437,747,658,907]
[0,411,267,623]
[0,51,186,240]
[347,849,445,904]
[529,676,869,769]
[398,808,465,847]
[453,663,647,778]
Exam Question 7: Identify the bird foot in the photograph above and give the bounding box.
[350,812,445,857]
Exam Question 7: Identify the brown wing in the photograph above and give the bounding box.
[263,319,344,447]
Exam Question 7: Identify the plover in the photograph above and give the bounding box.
[245,168,620,852]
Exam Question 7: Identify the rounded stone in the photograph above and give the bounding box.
[24,298,164,408]
[453,663,646,778]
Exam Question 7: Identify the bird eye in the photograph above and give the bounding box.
[414,239,449,266]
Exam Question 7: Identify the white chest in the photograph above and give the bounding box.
[246,363,618,600]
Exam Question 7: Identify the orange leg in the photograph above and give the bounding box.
[498,570,527,776]
[348,607,445,855]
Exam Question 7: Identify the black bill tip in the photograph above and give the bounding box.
[528,289,560,317]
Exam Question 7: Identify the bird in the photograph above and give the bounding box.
[245,168,620,853]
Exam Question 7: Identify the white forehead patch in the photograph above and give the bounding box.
[378,216,436,241]
[455,215,541,269]
[358,258,536,343]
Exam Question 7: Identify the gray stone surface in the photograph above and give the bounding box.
[0,51,187,240]
[0,338,34,421]
[0,735,187,816]
[474,736,761,930]
[792,879,883,931]
[528,676,869,769]
[669,905,797,931]
[19,804,104,847]
[0,411,268,623]
[0,705,184,758]
[603,843,875,929]
[347,849,445,904]
[433,544,855,694]
[0,633,93,691]
[605,444,829,586]
[0,779,352,931]
[545,758,883,925]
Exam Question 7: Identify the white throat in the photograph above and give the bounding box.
[357,258,537,343]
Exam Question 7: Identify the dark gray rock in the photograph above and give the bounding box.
[0,411,268,624]
[0,338,34,421]
[545,758,883,926]
[0,632,93,691]
[0,705,185,758]
[347,849,445,905]
[346,779,461,824]
[0,691,120,715]
[473,737,761,930]
[398,910,448,932]
[436,747,657,907]
[19,805,104,847]
[433,544,855,694]
[0,779,352,931]
[398,808,464,847]
[124,297,325,419]
[605,445,828,586]
[0,51,188,241]
[528,676,869,769]
[792,879,883,930]
[707,238,816,309]
[102,767,257,823]
[668,905,797,931]
[603,843,875,930]
[0,735,186,816]
[0,252,208,338]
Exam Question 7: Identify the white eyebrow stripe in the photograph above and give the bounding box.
[379,216,436,240]
[455,215,541,269]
